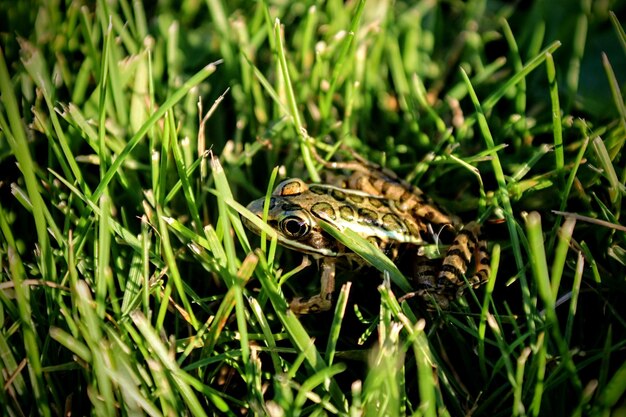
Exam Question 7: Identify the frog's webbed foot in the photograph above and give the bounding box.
[399,289,453,310]
[290,294,333,314]
[289,258,336,315]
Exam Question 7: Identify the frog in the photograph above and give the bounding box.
[243,151,490,314]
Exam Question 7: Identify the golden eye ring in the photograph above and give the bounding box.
[280,215,310,238]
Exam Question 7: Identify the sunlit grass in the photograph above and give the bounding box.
[1,1,626,416]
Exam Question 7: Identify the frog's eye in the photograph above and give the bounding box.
[280,215,310,238]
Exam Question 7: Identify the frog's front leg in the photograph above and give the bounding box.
[289,258,336,314]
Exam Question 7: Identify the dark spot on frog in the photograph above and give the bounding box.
[357,207,379,226]
[311,202,336,221]
[381,213,405,233]
[331,189,347,201]
[339,205,355,221]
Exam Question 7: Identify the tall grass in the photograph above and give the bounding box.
[1,1,626,415]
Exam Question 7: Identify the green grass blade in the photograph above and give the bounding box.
[529,332,547,417]
[550,217,576,302]
[545,52,564,182]
[564,251,585,344]
[320,0,366,118]
[478,243,500,378]
[482,41,561,112]
[0,46,56,283]
[513,348,531,417]
[254,250,348,410]
[596,358,626,411]
[601,52,626,161]
[95,193,112,318]
[592,135,623,206]
[325,282,351,366]
[20,39,91,197]
[524,211,582,393]
[565,5,588,109]
[318,220,412,292]
[7,247,51,417]
[273,18,319,182]
[91,60,221,202]
[500,17,526,117]
[609,11,626,56]
[461,67,532,333]
[130,311,211,416]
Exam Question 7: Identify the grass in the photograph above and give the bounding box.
[1,0,626,415]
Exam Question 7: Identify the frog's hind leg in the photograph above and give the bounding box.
[437,221,490,291]
[471,235,490,288]
[399,258,454,309]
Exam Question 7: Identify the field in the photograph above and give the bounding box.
[1,0,626,415]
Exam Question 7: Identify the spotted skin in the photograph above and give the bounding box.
[324,158,491,304]
[243,151,491,313]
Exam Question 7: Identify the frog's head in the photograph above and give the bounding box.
[243,179,339,257]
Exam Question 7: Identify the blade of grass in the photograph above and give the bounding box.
[565,1,588,110]
[481,41,561,112]
[293,364,347,414]
[478,243,501,378]
[74,281,116,416]
[19,38,91,197]
[205,0,235,69]
[500,18,526,119]
[95,193,112,318]
[320,0,366,119]
[254,250,348,410]
[91,60,221,202]
[260,166,280,256]
[545,52,564,183]
[48,169,145,254]
[524,211,582,392]
[130,311,213,416]
[412,321,437,417]
[7,247,51,417]
[325,282,351,366]
[211,155,250,272]
[248,296,282,374]
[273,18,319,182]
[363,321,405,417]
[596,358,626,412]
[609,11,626,56]
[591,136,623,206]
[234,254,258,388]
[96,14,113,176]
[529,332,547,417]
[155,209,199,328]
[0,46,56,283]
[513,347,532,417]
[461,67,533,335]
[547,135,589,252]
[318,220,412,293]
[602,52,626,163]
[549,217,576,302]
[564,251,584,344]
[486,313,516,388]
[572,380,598,417]
[169,112,203,231]
[8,182,63,247]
